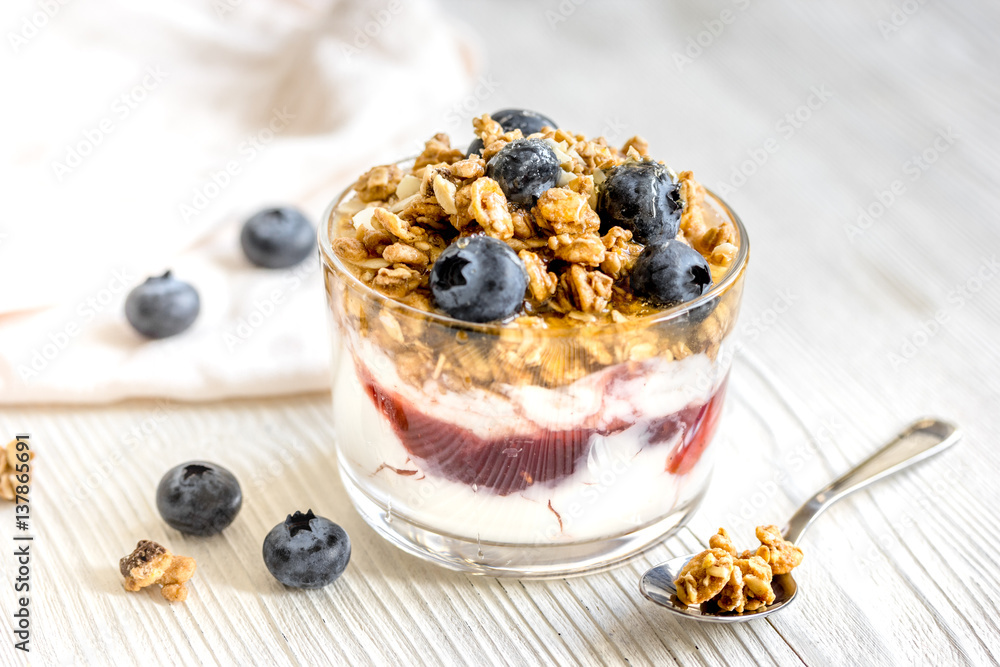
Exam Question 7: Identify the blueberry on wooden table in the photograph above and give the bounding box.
[156,461,243,536]
[263,510,351,589]
[124,271,200,339]
[240,206,315,269]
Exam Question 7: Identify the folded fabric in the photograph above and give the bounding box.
[0,0,478,404]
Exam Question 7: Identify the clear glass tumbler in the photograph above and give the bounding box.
[319,179,749,577]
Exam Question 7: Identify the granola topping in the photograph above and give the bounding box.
[333,114,739,328]
[676,526,804,613]
[0,439,33,502]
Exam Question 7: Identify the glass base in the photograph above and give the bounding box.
[340,465,708,579]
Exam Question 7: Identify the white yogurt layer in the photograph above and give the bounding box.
[331,344,723,545]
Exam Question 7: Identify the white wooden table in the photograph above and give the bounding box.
[3,1,1000,665]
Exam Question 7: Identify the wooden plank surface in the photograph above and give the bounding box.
[3,0,1000,664]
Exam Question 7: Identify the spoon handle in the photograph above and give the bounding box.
[782,418,961,543]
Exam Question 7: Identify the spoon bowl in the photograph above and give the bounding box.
[640,555,797,623]
[639,418,960,622]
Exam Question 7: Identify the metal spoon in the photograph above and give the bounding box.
[640,418,961,622]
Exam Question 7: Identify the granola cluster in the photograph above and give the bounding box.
[0,439,33,502]
[324,115,745,390]
[120,539,197,602]
[675,526,804,612]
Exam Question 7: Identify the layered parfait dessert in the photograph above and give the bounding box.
[320,110,747,574]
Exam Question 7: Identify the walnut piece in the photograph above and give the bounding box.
[353,164,403,202]
[621,135,650,157]
[383,243,429,267]
[373,207,424,243]
[373,266,421,298]
[469,177,514,240]
[331,237,370,264]
[414,133,464,169]
[709,527,737,556]
[548,233,606,266]
[563,265,613,314]
[520,250,558,302]
[448,156,486,181]
[120,540,196,603]
[674,548,735,606]
[748,524,804,575]
[533,188,600,236]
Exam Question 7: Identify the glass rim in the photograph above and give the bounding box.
[318,169,749,335]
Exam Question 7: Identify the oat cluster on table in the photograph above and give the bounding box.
[0,439,33,502]
[120,539,197,602]
[674,525,804,613]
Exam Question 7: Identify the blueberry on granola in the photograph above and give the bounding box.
[156,461,242,536]
[241,206,315,269]
[597,160,682,244]
[430,236,528,323]
[630,240,712,307]
[466,137,485,157]
[491,108,557,136]
[263,510,351,588]
[125,271,200,339]
[485,138,562,206]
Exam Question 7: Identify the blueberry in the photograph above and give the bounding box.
[491,108,557,135]
[240,207,315,269]
[485,139,562,206]
[466,137,485,157]
[263,510,351,589]
[630,240,712,308]
[125,271,200,339]
[597,160,681,244]
[468,110,557,157]
[430,235,527,323]
[156,461,242,536]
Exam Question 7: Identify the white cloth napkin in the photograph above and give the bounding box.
[0,0,478,404]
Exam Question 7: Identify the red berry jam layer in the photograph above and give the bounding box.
[359,365,728,496]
